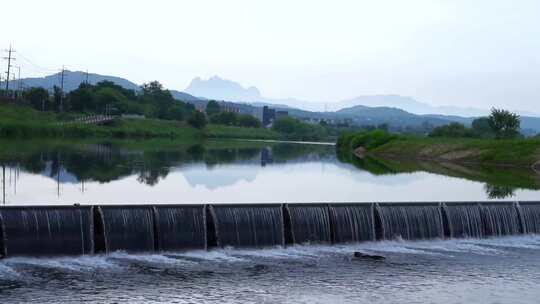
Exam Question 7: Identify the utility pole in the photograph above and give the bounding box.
[60,65,66,112]
[85,69,89,84]
[3,45,16,94]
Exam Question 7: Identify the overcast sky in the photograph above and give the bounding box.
[2,0,539,111]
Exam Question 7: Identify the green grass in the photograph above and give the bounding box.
[372,136,540,167]
[0,103,280,141]
[205,125,281,140]
[337,130,540,167]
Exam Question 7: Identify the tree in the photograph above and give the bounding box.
[272,117,327,140]
[141,81,175,119]
[471,117,494,138]
[52,85,63,112]
[69,84,95,112]
[237,114,261,128]
[210,111,237,125]
[23,87,49,111]
[205,100,221,116]
[429,123,476,138]
[488,108,520,138]
[188,111,207,129]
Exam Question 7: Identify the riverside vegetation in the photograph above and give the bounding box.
[0,81,356,141]
[337,109,540,168]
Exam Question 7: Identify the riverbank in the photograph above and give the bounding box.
[337,131,540,168]
[0,103,283,141]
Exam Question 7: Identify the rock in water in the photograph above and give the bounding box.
[353,251,385,260]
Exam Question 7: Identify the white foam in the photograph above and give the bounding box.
[174,250,246,262]
[0,263,20,278]
[108,251,196,265]
[4,255,120,272]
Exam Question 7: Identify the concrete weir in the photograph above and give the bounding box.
[0,201,539,258]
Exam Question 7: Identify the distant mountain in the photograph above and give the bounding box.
[169,90,201,102]
[1,71,201,102]
[334,95,490,117]
[185,76,261,101]
[334,105,451,127]
[7,71,140,92]
[182,76,505,117]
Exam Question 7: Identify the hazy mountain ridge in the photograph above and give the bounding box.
[185,76,261,101]
[2,71,201,102]
[5,72,540,132]
[181,76,507,117]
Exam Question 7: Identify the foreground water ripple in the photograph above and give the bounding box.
[1,235,540,303]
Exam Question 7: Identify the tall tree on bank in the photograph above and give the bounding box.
[23,87,49,111]
[141,81,174,119]
[205,100,221,116]
[471,117,495,138]
[188,111,207,129]
[488,108,521,139]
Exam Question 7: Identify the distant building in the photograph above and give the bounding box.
[220,103,241,114]
[262,106,275,126]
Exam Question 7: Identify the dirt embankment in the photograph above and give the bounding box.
[367,143,540,170]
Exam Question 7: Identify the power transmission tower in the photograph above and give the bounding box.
[2,45,16,94]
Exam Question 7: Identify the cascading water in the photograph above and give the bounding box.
[2,202,540,259]
[286,204,331,244]
[376,203,444,240]
[518,202,540,234]
[0,206,93,257]
[97,206,155,252]
[481,202,522,236]
[329,204,375,243]
[153,205,207,251]
[211,204,284,248]
[443,203,484,238]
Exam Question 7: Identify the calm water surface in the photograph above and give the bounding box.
[0,139,539,204]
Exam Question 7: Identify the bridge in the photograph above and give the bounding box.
[59,114,117,126]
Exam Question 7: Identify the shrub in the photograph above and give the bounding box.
[188,111,207,129]
[336,130,399,151]
[429,123,477,138]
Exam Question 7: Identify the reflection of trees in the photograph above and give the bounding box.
[272,144,332,162]
[336,150,398,175]
[6,142,333,187]
[336,149,537,196]
[484,184,516,199]
[136,167,169,186]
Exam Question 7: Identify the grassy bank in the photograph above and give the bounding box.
[0,103,284,141]
[338,130,540,168]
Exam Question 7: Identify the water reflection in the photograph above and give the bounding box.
[0,140,335,203]
[0,140,539,204]
[336,150,540,199]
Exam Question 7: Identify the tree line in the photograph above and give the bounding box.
[429,108,522,139]
[20,81,197,122]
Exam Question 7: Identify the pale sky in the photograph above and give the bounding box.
[2,0,539,111]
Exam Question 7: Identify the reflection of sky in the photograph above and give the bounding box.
[3,160,540,205]
[178,164,260,190]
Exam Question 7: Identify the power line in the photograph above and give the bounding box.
[16,51,56,73]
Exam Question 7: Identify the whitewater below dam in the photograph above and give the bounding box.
[0,236,540,304]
